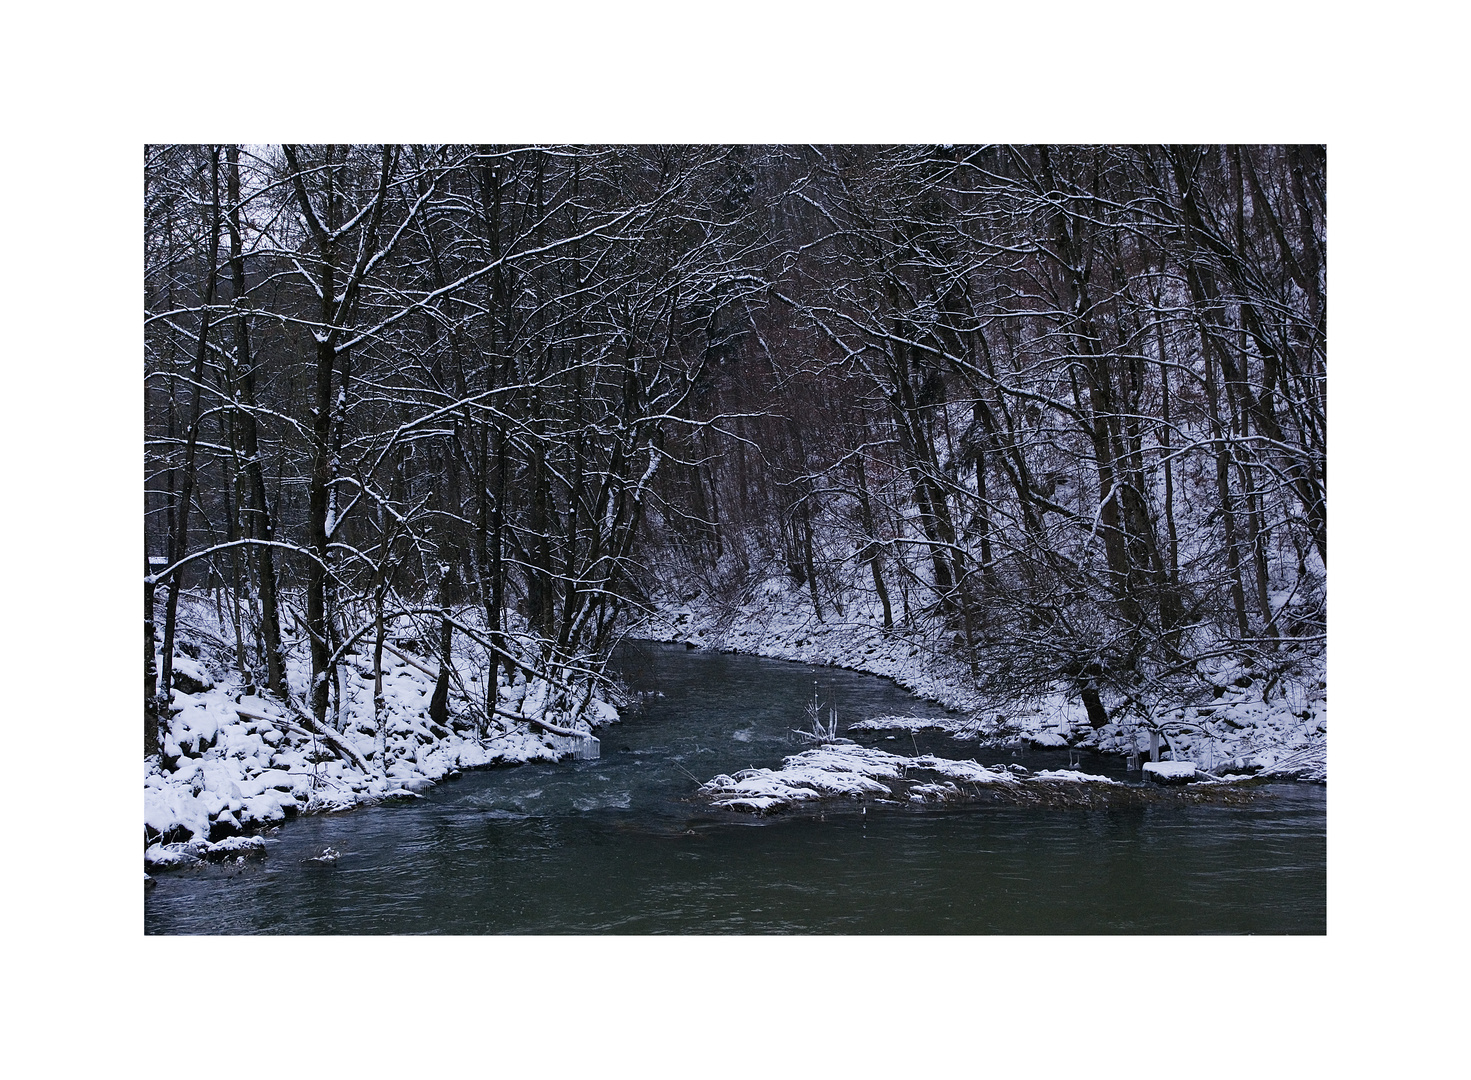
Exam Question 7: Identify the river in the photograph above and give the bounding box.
[143,641,1326,934]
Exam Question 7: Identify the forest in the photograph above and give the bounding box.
[144,144,1326,785]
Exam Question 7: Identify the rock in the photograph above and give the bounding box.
[171,669,211,695]
[146,823,194,849]
[1143,761,1197,784]
[145,841,206,870]
[208,813,242,842]
[204,836,266,862]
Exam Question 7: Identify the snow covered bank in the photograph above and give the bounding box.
[697,739,1262,815]
[633,577,1326,783]
[145,595,619,861]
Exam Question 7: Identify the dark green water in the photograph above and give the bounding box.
[143,641,1326,934]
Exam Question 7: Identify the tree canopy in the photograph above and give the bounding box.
[145,144,1326,751]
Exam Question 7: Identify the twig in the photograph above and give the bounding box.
[672,760,704,784]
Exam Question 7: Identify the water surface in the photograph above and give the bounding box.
[144,642,1325,934]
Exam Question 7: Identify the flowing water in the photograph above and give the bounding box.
[144,641,1326,934]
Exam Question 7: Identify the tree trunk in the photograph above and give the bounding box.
[429,566,455,728]
[306,322,336,723]
[1200,323,1251,638]
[853,453,893,630]
[1080,681,1110,729]
[158,146,221,737]
[227,147,286,698]
[145,557,159,757]
[1153,308,1181,593]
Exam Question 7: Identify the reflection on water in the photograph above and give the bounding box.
[145,642,1325,934]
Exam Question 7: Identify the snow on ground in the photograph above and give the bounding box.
[634,575,1326,783]
[699,740,1125,814]
[145,595,619,862]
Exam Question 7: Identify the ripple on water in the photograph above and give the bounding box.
[574,791,632,811]
[145,644,1324,935]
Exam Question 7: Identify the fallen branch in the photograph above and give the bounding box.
[378,640,437,678]
[489,706,585,739]
[317,638,588,741]
[235,696,373,774]
[440,614,604,689]
[376,639,487,734]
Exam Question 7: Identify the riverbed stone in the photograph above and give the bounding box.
[145,841,206,870]
[208,812,242,842]
[204,836,266,862]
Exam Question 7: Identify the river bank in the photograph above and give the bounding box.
[146,577,1324,877]
[146,642,1326,935]
[632,576,1327,783]
[144,595,617,875]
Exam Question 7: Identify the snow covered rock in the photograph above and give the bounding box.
[169,654,214,694]
[208,812,242,842]
[1142,761,1197,784]
[203,835,266,862]
[145,842,206,870]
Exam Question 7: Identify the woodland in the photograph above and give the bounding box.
[144,144,1326,761]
